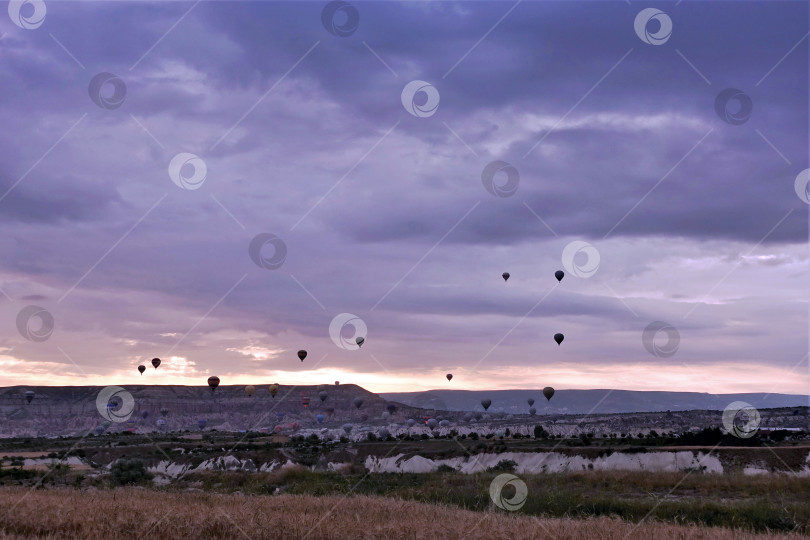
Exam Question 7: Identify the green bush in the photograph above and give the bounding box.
[110,460,153,486]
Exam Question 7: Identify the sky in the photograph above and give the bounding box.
[0,0,808,395]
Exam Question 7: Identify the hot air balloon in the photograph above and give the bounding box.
[297,350,307,362]
[439,419,450,428]
[198,419,207,430]
[529,407,536,416]
[24,391,34,404]
[407,419,416,427]
[138,365,146,375]
[318,390,328,402]
[386,403,396,414]
[245,385,255,397]
[356,337,365,348]
[543,387,555,401]
[353,397,364,409]
[554,333,564,345]
[94,426,105,435]
[325,406,335,416]
[335,381,340,386]
[446,374,453,381]
[152,358,161,369]
[379,428,390,439]
[316,414,324,424]
[502,272,510,282]
[276,412,284,422]
[269,383,279,398]
[359,412,368,422]
[555,270,564,282]
[481,399,492,411]
[141,411,149,419]
[207,376,220,392]
[291,421,300,431]
[156,419,166,427]
[342,423,353,434]
[274,425,283,434]
[527,398,535,407]
[427,418,438,429]
[301,396,311,408]
[160,407,169,417]
[382,411,390,420]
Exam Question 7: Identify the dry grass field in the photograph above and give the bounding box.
[0,487,803,540]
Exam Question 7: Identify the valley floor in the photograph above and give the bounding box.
[0,487,803,540]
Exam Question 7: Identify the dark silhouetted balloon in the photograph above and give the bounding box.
[502,272,510,282]
[198,419,207,429]
[407,418,416,427]
[446,374,453,381]
[160,407,168,417]
[269,383,279,398]
[245,385,255,397]
[24,391,34,404]
[529,407,536,416]
[301,395,311,408]
[325,406,335,415]
[527,398,535,407]
[356,337,365,348]
[543,387,555,401]
[481,399,491,411]
[554,333,564,345]
[319,390,328,402]
[298,350,307,361]
[353,397,364,409]
[555,270,564,282]
[141,411,149,419]
[151,357,161,369]
[335,381,340,385]
[316,414,324,424]
[138,365,146,375]
[386,403,396,414]
[342,423,353,434]
[207,376,220,392]
[427,418,437,429]
[359,412,368,421]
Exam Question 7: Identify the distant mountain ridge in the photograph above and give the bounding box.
[381,389,810,415]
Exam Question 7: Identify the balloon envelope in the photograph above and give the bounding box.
[269,383,279,398]
[319,390,328,402]
[316,414,324,424]
[543,387,555,401]
[446,374,453,381]
[427,418,437,429]
[342,423,353,434]
[151,357,161,369]
[24,391,34,404]
[555,270,564,282]
[297,350,307,361]
[386,403,396,413]
[198,419,207,429]
[407,419,416,427]
[245,385,255,397]
[353,397,364,409]
[356,337,365,348]
[481,399,492,411]
[160,407,168,417]
[502,272,510,281]
[138,365,145,375]
[527,398,535,406]
[554,333,564,345]
[529,407,536,415]
[439,419,450,427]
[207,376,220,391]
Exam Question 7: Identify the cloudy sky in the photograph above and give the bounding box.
[0,0,808,395]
